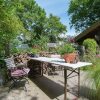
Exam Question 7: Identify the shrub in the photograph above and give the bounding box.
[83,39,98,62]
[83,39,97,54]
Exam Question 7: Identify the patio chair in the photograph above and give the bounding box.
[4,57,30,92]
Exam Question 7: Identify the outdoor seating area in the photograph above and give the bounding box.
[0,70,95,100]
[0,0,100,100]
[0,44,100,100]
[0,48,100,100]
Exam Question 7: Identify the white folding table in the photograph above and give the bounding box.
[30,57,92,100]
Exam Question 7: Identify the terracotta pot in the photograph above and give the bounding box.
[63,53,77,63]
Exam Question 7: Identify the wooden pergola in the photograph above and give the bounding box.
[75,21,100,46]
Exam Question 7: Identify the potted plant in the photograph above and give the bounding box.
[58,44,77,63]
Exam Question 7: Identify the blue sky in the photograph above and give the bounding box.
[35,0,76,36]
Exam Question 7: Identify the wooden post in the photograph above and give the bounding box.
[41,62,43,76]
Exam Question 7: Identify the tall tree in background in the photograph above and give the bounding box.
[0,0,67,55]
[17,0,67,45]
[68,0,100,32]
[46,14,67,42]
[17,0,47,39]
[16,0,49,47]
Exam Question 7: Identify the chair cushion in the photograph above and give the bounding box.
[11,69,26,77]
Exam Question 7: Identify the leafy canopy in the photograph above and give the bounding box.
[17,0,67,45]
[0,0,67,56]
[0,0,25,56]
[68,0,100,32]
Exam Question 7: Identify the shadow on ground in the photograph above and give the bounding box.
[30,75,97,100]
[31,97,38,100]
[30,76,64,99]
[0,76,97,100]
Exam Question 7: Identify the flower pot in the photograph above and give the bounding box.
[63,53,77,63]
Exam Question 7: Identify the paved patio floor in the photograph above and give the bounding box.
[0,71,95,100]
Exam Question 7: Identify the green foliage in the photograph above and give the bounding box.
[17,1,67,46]
[83,39,97,62]
[0,0,67,57]
[0,1,24,40]
[58,44,75,55]
[10,39,21,54]
[17,0,47,39]
[0,0,25,57]
[47,14,67,36]
[68,0,100,32]
[83,39,97,54]
[38,35,49,51]
[81,44,100,99]
[46,14,67,43]
[87,58,100,100]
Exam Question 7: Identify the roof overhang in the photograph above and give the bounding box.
[75,21,100,42]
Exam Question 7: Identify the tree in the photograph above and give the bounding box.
[16,0,49,47]
[46,14,67,42]
[17,0,47,39]
[68,0,100,32]
[17,0,67,45]
[0,0,25,57]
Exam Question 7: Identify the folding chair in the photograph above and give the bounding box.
[4,57,30,92]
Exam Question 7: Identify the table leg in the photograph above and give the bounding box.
[78,68,80,97]
[64,68,67,100]
[41,62,43,76]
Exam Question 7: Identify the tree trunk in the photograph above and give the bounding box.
[4,43,10,57]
